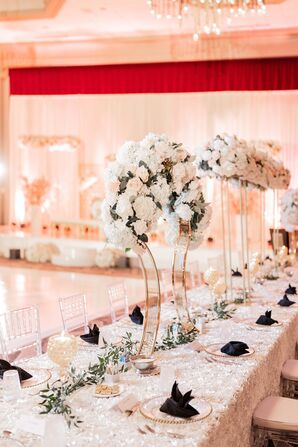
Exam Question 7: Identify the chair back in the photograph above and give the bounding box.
[107,282,129,323]
[59,293,88,333]
[0,305,42,360]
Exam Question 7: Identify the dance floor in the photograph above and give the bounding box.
[0,266,143,338]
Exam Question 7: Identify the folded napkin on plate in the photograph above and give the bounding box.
[278,294,295,307]
[160,381,199,419]
[0,359,32,381]
[285,284,297,295]
[256,310,278,326]
[220,341,249,356]
[80,324,100,344]
[129,305,144,325]
[231,268,242,277]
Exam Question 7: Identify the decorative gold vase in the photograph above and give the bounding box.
[137,243,161,357]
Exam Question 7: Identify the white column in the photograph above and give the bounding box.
[0,66,10,224]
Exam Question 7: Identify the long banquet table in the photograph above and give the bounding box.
[0,271,297,447]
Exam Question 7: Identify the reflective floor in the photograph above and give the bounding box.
[0,266,144,338]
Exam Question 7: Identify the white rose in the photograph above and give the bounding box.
[133,196,156,221]
[116,194,133,219]
[176,148,188,162]
[136,166,149,183]
[150,179,171,205]
[133,220,148,235]
[126,177,143,194]
[172,163,186,180]
[221,160,236,177]
[202,150,212,161]
[211,150,220,161]
[176,203,193,221]
[107,179,120,193]
[116,141,138,164]
[155,141,171,161]
[213,139,225,151]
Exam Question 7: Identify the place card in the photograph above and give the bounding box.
[16,415,46,437]
[112,393,140,415]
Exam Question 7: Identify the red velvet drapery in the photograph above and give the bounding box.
[9,57,298,95]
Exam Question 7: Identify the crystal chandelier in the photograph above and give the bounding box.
[147,0,267,40]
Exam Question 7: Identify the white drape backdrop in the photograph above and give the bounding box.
[9,90,298,221]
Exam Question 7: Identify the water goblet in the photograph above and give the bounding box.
[2,370,21,402]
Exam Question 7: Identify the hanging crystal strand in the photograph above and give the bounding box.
[239,181,247,300]
[226,180,234,301]
[220,179,228,300]
[243,181,251,296]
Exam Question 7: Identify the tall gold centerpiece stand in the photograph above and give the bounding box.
[136,243,161,356]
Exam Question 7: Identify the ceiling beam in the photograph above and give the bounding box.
[0,27,298,69]
[0,0,64,21]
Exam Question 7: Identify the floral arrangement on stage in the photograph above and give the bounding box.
[21,176,50,206]
[25,243,59,263]
[280,189,298,232]
[95,247,125,268]
[102,133,211,253]
[196,134,290,190]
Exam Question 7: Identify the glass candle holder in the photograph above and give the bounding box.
[47,332,78,380]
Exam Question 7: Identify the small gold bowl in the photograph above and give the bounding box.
[131,356,155,371]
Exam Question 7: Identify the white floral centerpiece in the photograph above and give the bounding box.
[280,189,298,232]
[25,243,59,263]
[196,134,290,191]
[196,134,256,185]
[95,247,125,268]
[102,133,211,253]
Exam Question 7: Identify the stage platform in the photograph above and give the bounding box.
[0,230,225,271]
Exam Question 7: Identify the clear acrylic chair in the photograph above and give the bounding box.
[0,306,42,361]
[59,293,88,333]
[189,261,201,289]
[107,282,129,323]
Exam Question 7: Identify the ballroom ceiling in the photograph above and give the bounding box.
[0,0,296,43]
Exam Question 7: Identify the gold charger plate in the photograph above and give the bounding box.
[140,395,212,425]
[204,343,254,358]
[21,368,52,389]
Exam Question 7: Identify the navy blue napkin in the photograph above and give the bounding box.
[80,324,100,344]
[256,310,278,326]
[160,381,199,418]
[231,268,242,277]
[129,306,144,325]
[220,341,249,356]
[278,294,295,307]
[285,284,297,295]
[0,359,32,382]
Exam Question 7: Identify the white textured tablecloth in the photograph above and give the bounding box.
[0,272,297,447]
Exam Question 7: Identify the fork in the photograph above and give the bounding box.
[137,424,185,439]
[145,423,186,439]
